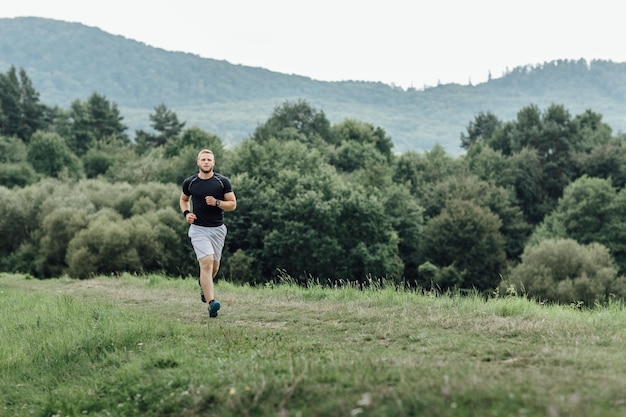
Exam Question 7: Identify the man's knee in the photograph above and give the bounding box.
[199,255,215,268]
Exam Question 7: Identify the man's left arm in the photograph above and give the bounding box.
[219,191,237,212]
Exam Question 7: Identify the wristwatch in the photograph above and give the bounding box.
[215,200,220,207]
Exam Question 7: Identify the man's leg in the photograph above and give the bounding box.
[212,260,221,279]
[199,255,215,303]
[199,259,221,302]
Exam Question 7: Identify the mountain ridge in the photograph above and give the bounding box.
[1,16,625,153]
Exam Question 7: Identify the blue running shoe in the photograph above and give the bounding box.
[209,300,221,318]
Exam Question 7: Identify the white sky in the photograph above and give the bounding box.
[2,0,625,89]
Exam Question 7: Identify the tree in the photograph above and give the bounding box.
[252,99,336,148]
[27,131,83,178]
[465,143,545,225]
[66,93,128,156]
[82,148,115,178]
[0,67,21,138]
[261,171,403,283]
[420,199,506,292]
[556,176,616,245]
[504,148,545,225]
[226,137,403,283]
[150,103,185,143]
[393,145,465,197]
[332,119,394,161]
[460,111,501,149]
[572,109,613,151]
[0,67,47,142]
[536,104,578,203]
[135,103,186,152]
[382,184,425,283]
[328,119,394,175]
[472,104,617,223]
[0,135,37,187]
[164,126,222,159]
[66,99,95,156]
[464,141,509,183]
[86,93,128,141]
[16,68,47,141]
[573,143,626,188]
[331,140,387,173]
[420,174,530,260]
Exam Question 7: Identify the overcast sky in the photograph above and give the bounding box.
[2,0,625,89]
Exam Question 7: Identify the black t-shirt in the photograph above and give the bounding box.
[182,173,232,227]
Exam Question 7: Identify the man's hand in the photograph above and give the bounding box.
[205,196,218,206]
[185,212,197,224]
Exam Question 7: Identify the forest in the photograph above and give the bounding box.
[2,65,626,307]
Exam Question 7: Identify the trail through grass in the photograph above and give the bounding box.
[1,273,626,417]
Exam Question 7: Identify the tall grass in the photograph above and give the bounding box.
[1,272,626,417]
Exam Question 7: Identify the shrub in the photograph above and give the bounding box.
[508,238,626,306]
[27,131,83,178]
[65,209,140,278]
[35,207,90,277]
[0,162,38,188]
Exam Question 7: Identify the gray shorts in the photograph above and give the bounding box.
[188,224,227,260]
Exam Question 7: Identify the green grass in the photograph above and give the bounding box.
[1,273,626,417]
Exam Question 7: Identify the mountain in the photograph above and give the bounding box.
[1,16,626,154]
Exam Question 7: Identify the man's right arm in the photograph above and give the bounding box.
[179,192,196,223]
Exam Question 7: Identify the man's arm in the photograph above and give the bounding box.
[180,192,197,223]
[221,191,237,212]
[179,192,191,213]
[206,191,237,211]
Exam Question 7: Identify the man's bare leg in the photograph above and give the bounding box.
[199,256,222,317]
[199,255,215,302]
[212,260,220,279]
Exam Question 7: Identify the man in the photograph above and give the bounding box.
[180,149,237,318]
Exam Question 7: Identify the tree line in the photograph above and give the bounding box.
[2,66,626,306]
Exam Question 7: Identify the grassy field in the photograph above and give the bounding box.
[1,273,626,417]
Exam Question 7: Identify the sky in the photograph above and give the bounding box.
[2,0,626,89]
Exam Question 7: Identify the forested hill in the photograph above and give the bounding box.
[1,16,626,153]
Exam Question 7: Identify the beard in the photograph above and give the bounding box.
[200,166,213,174]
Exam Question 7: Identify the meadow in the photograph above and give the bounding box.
[1,272,625,417]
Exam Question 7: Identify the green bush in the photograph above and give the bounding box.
[64,205,193,279]
[27,131,83,178]
[0,162,38,188]
[223,249,257,284]
[35,207,90,277]
[421,199,506,291]
[65,209,141,278]
[508,238,626,306]
[0,186,38,270]
[82,149,115,178]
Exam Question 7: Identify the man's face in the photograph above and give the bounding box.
[197,153,215,174]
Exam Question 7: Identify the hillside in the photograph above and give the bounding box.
[1,16,626,153]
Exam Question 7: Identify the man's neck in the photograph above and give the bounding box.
[198,170,214,179]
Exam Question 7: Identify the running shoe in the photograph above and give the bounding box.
[209,300,221,318]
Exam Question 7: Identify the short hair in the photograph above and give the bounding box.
[197,149,214,160]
